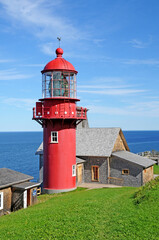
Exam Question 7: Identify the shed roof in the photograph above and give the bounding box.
[0,168,33,189]
[76,157,86,164]
[76,128,120,157]
[35,142,43,155]
[112,151,156,168]
[12,182,40,190]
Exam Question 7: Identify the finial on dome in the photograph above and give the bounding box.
[56,48,63,58]
[56,37,63,57]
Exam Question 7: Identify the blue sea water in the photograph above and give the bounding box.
[0,132,43,182]
[0,131,159,181]
[123,131,159,154]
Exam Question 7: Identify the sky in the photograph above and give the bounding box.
[0,0,159,131]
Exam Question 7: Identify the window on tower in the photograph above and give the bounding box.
[51,131,58,143]
[72,165,76,177]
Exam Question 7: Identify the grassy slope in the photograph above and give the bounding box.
[0,183,159,240]
[154,164,159,174]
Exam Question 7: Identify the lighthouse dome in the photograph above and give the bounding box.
[42,48,77,73]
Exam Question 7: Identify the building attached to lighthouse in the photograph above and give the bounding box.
[33,47,87,193]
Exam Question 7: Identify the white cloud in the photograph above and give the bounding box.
[128,39,147,49]
[87,100,159,117]
[0,69,33,80]
[78,76,146,96]
[93,38,106,47]
[2,97,36,110]
[41,42,55,56]
[92,77,124,83]
[128,37,152,49]
[20,64,44,67]
[78,89,146,95]
[123,59,159,65]
[0,0,86,41]
[78,84,135,89]
[0,59,14,63]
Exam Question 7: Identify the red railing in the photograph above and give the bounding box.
[76,107,87,119]
[33,106,87,119]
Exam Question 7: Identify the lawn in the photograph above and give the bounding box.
[154,164,159,174]
[0,181,159,240]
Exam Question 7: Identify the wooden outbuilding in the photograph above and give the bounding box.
[0,168,40,216]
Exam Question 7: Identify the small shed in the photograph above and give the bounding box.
[0,168,40,216]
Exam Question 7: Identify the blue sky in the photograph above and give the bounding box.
[0,0,159,131]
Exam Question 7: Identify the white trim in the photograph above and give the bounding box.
[0,192,4,210]
[23,190,27,209]
[72,165,76,177]
[51,131,58,143]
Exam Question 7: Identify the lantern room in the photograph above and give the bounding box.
[41,48,77,99]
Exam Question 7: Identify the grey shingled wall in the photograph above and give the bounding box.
[83,157,108,184]
[110,156,143,187]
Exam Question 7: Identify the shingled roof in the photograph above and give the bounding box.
[36,127,121,157]
[76,128,121,157]
[0,168,33,189]
[35,142,43,155]
[12,182,40,190]
[112,151,156,168]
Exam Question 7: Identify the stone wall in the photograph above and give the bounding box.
[0,187,11,216]
[83,157,108,184]
[143,166,154,184]
[110,156,143,187]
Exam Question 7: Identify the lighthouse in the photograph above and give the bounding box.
[33,46,87,193]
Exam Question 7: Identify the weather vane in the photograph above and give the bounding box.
[57,37,61,47]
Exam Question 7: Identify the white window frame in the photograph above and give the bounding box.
[51,131,58,143]
[0,192,4,210]
[72,165,76,177]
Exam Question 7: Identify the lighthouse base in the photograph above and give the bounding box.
[43,187,77,194]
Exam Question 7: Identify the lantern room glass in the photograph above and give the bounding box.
[42,71,76,98]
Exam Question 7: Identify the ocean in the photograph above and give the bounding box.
[0,131,159,181]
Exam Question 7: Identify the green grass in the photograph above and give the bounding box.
[134,176,159,204]
[154,164,159,174]
[0,183,159,240]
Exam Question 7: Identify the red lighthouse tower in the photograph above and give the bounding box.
[33,47,87,193]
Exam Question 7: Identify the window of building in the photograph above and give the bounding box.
[92,166,99,181]
[122,169,129,175]
[0,192,3,210]
[72,165,76,177]
[51,131,58,143]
